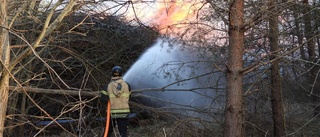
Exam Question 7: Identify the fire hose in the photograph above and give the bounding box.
[103,101,111,137]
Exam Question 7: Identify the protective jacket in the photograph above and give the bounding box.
[101,77,131,118]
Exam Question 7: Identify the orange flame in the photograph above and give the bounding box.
[151,0,199,33]
[126,0,201,34]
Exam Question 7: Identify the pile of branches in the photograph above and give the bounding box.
[7,11,158,136]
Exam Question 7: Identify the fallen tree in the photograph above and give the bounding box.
[9,86,99,97]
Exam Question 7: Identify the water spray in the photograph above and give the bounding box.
[124,38,226,120]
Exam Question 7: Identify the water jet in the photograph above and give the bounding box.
[124,38,226,120]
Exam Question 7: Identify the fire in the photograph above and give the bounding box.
[152,0,199,33]
[125,0,201,34]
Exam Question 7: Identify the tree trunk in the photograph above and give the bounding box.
[0,0,11,136]
[303,0,319,117]
[268,0,286,136]
[292,7,306,61]
[224,0,245,137]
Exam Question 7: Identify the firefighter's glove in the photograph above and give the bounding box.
[99,90,109,104]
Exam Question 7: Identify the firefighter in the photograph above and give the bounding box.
[100,66,131,137]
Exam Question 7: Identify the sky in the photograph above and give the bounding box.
[102,0,203,33]
[39,0,204,34]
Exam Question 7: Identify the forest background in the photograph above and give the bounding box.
[0,0,320,137]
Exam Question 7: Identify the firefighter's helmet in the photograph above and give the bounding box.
[112,66,122,77]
